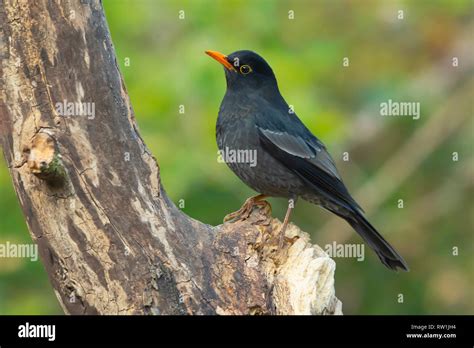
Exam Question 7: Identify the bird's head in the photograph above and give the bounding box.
[206,50,279,93]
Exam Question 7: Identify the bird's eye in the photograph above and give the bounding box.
[240,65,252,75]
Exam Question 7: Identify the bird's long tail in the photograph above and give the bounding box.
[343,211,409,271]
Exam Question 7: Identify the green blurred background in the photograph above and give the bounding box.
[1,0,473,314]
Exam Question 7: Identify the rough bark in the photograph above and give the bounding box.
[0,0,342,315]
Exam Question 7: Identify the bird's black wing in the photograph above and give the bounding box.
[255,109,363,213]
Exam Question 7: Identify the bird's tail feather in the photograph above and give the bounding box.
[345,212,409,272]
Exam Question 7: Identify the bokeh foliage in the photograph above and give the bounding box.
[0,0,472,314]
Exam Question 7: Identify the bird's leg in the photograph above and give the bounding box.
[223,194,270,222]
[278,197,297,249]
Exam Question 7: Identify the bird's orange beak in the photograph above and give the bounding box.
[205,50,236,71]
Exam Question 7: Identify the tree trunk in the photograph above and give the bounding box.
[0,0,341,315]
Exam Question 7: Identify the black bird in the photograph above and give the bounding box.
[206,49,408,271]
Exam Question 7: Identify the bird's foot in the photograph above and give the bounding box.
[223,195,271,223]
[278,234,299,250]
[278,224,288,250]
[277,223,299,250]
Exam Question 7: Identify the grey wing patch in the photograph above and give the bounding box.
[258,127,342,180]
[258,126,364,214]
[258,128,318,158]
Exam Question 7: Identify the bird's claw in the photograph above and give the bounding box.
[223,197,272,223]
[277,222,300,250]
[278,233,299,250]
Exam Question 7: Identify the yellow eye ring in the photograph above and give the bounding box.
[240,65,252,75]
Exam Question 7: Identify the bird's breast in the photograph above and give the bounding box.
[215,100,304,197]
